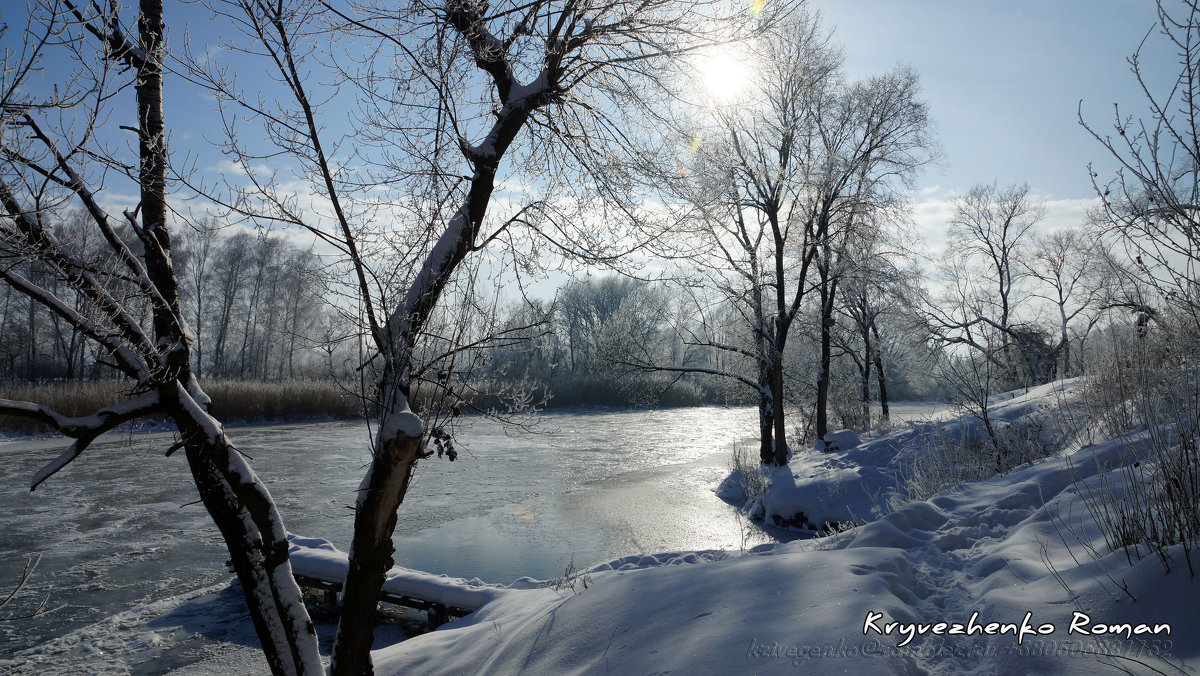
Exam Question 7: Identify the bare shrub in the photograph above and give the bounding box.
[900,398,1077,503]
[899,423,995,503]
[0,554,62,621]
[546,555,592,595]
[726,444,773,511]
[1073,323,1200,575]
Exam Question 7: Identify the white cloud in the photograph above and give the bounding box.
[910,194,1100,263]
[1038,196,1099,233]
[910,196,957,260]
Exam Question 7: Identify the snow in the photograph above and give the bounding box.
[814,428,862,452]
[372,379,1197,675]
[379,409,423,442]
[287,535,508,612]
[759,379,1087,530]
[6,385,1193,674]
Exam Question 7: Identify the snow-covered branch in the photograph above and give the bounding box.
[0,392,164,490]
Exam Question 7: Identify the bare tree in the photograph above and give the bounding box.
[181,0,794,672]
[808,68,934,440]
[834,220,923,427]
[1082,0,1200,330]
[558,276,643,373]
[629,12,933,462]
[1023,228,1115,378]
[0,1,321,673]
[927,182,1050,387]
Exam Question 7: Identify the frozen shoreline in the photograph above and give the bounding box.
[375,380,1197,675]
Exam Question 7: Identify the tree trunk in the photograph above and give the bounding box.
[816,312,832,442]
[871,323,889,422]
[770,351,788,466]
[757,349,775,464]
[860,333,872,430]
[331,405,422,676]
[173,393,322,675]
[758,390,774,465]
[1059,326,1070,380]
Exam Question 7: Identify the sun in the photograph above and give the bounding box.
[694,47,754,104]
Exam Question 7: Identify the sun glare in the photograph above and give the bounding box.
[695,47,754,104]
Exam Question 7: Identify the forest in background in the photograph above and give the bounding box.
[0,196,1145,438]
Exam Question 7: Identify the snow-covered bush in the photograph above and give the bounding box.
[899,400,1076,502]
[899,424,996,502]
[716,444,772,519]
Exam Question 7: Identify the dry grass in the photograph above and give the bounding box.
[0,381,128,435]
[0,379,362,435]
[205,379,361,423]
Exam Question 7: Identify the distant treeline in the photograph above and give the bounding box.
[464,275,938,415]
[0,215,331,383]
[0,216,935,423]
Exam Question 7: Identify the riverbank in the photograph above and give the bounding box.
[375,380,1198,675]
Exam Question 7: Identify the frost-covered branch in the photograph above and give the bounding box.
[0,554,62,621]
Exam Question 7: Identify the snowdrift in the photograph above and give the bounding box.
[287,535,509,613]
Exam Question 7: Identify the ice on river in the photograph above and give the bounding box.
[0,406,796,673]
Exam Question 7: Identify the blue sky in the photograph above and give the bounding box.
[810,0,1174,240]
[3,1,1180,253]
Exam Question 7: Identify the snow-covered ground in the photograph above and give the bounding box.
[375,381,1198,675]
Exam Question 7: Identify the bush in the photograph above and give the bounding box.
[899,391,1079,503]
[1074,324,1200,575]
[716,444,773,519]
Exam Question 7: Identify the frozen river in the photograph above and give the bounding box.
[0,403,943,672]
[0,405,804,673]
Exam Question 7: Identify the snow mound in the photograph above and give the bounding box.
[587,550,728,572]
[814,428,861,452]
[714,469,748,501]
[287,534,509,611]
[763,379,1089,530]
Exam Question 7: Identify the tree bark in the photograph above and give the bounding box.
[333,96,531,673]
[331,403,422,676]
[758,387,774,465]
[860,329,872,429]
[816,286,834,442]
[769,341,788,466]
[176,408,322,675]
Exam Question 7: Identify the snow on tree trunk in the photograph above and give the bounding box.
[174,390,322,676]
[332,404,423,676]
